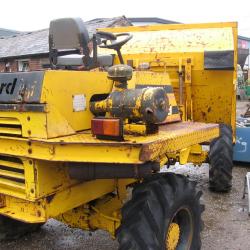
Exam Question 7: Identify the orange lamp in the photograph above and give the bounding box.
[91,118,123,141]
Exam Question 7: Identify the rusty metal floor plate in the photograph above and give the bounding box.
[0,122,219,163]
[38,121,219,162]
[44,121,218,145]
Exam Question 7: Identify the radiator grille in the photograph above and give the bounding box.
[0,117,22,136]
[0,155,25,192]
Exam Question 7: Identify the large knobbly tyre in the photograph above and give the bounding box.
[117,173,204,250]
[209,124,233,192]
[0,215,43,240]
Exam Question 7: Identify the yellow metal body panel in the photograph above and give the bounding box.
[0,22,235,237]
[41,71,113,136]
[100,22,237,132]
[179,148,191,165]
[0,71,112,139]
[0,71,180,139]
[0,156,26,199]
[0,121,218,226]
[0,122,218,163]
[56,192,127,236]
[56,180,129,237]
[100,22,236,53]
[140,122,218,161]
[89,196,122,236]
[0,195,45,223]
[0,112,47,138]
[56,204,90,231]
[0,178,132,223]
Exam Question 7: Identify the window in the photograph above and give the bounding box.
[18,60,30,72]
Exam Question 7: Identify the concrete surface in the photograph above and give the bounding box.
[169,163,250,250]
[237,101,249,118]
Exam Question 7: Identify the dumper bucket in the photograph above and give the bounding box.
[100,22,238,133]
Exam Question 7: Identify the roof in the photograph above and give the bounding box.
[0,16,131,59]
[128,17,180,24]
[238,35,250,42]
[0,28,20,38]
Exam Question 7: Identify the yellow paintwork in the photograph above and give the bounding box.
[100,21,238,169]
[0,195,45,223]
[89,196,122,236]
[41,71,113,137]
[0,122,218,164]
[0,194,5,208]
[100,22,236,52]
[187,144,208,165]
[179,148,191,165]
[56,204,90,230]
[166,223,180,250]
[167,144,208,165]
[0,122,219,227]
[124,123,147,135]
[0,22,237,240]
[100,22,237,132]
[1,71,180,139]
[58,179,130,236]
[0,112,47,138]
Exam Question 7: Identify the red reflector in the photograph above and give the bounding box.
[91,118,123,140]
[104,119,120,136]
[91,119,103,135]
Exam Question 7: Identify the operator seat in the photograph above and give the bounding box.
[49,18,113,69]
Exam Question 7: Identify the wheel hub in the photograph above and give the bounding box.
[166,222,180,250]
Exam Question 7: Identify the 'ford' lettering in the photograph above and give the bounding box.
[0,78,17,95]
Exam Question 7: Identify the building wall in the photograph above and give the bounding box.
[238,38,250,72]
[0,57,48,72]
[29,57,48,71]
[0,59,17,72]
[238,39,250,49]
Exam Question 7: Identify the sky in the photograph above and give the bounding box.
[1,0,250,37]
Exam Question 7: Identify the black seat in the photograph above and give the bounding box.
[49,18,113,69]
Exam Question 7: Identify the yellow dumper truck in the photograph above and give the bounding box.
[0,18,237,249]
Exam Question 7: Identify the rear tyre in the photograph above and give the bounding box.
[117,173,204,250]
[209,124,233,192]
[0,215,44,240]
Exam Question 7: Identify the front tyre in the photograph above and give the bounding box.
[117,173,204,250]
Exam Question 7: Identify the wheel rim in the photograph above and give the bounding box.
[166,222,180,250]
[165,206,194,250]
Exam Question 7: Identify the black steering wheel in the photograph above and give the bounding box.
[97,32,133,50]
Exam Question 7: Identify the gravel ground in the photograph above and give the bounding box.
[168,163,250,250]
[1,164,250,250]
